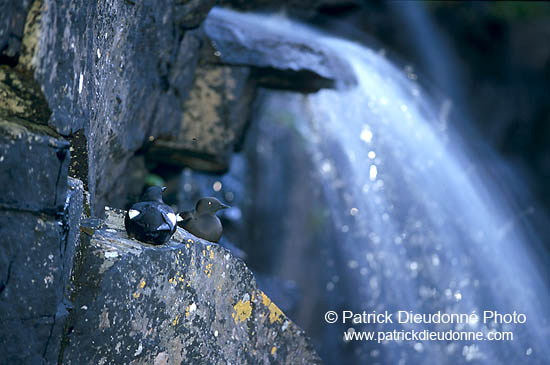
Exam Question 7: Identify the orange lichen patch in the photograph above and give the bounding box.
[260,291,284,324]
[271,346,277,355]
[232,299,252,324]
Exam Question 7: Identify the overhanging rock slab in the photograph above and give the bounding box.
[62,209,321,364]
[204,7,356,90]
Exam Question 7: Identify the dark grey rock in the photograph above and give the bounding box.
[0,115,69,213]
[0,177,83,364]
[204,7,356,89]
[31,0,213,214]
[62,209,321,364]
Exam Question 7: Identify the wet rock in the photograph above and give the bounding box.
[0,177,83,364]
[204,7,356,90]
[0,115,69,213]
[62,209,321,364]
[148,64,255,172]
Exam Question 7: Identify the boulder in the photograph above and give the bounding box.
[61,209,321,364]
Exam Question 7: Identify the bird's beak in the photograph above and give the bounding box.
[220,204,230,210]
[161,186,167,192]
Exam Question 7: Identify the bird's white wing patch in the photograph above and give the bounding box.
[176,214,183,222]
[157,223,171,231]
[167,213,177,226]
[128,209,141,219]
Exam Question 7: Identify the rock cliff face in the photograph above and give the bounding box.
[1,1,325,363]
[63,209,321,364]
[31,0,210,214]
[0,175,83,363]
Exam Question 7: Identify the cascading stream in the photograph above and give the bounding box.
[200,8,550,364]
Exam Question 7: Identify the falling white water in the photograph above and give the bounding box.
[210,8,550,365]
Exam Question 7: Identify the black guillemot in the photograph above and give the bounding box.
[124,186,178,245]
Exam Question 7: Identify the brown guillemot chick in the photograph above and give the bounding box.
[177,197,229,243]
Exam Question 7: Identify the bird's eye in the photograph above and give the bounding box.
[208,202,212,205]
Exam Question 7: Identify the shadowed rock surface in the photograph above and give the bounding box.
[148,64,255,172]
[62,209,321,364]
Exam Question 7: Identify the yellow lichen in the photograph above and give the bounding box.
[139,279,146,288]
[260,292,284,324]
[132,292,140,299]
[271,346,277,355]
[204,263,213,278]
[232,300,252,324]
[172,315,180,326]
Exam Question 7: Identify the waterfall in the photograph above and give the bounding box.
[193,8,550,364]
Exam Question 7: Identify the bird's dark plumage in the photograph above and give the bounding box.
[177,197,229,243]
[124,186,177,245]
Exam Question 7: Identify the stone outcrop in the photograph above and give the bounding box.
[62,209,321,364]
[24,0,214,214]
[147,6,355,173]
[204,8,356,90]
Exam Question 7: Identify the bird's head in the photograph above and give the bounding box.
[141,186,167,203]
[195,197,230,214]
